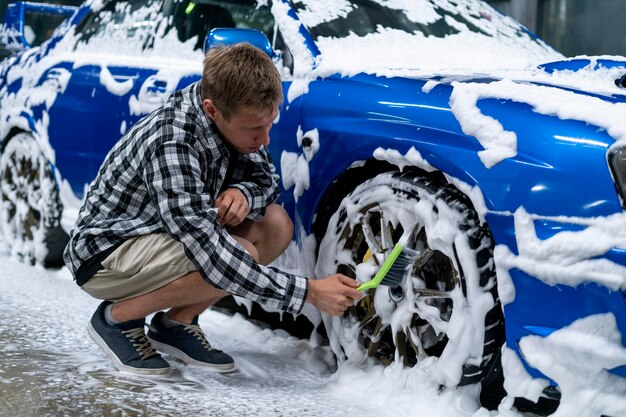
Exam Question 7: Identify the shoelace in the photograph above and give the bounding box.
[122,327,158,360]
[184,324,214,351]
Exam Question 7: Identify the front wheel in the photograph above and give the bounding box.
[315,172,504,387]
[0,133,68,266]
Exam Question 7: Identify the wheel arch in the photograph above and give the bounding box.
[296,124,493,247]
[1,126,30,153]
[1,123,62,192]
[306,131,491,249]
[311,157,452,246]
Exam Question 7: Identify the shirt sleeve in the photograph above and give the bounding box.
[227,146,280,221]
[143,138,308,314]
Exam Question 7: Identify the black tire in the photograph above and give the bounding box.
[0,133,68,266]
[315,171,504,388]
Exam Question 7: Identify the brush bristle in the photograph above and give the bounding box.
[379,247,418,286]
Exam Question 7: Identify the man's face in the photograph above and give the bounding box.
[203,99,278,154]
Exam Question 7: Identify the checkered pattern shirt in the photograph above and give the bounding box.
[63,82,308,314]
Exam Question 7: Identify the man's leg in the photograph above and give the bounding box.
[87,204,294,373]
[110,203,294,323]
[229,203,294,265]
[110,272,226,323]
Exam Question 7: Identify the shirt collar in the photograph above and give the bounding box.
[191,82,231,160]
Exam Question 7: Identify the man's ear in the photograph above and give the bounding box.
[203,99,219,120]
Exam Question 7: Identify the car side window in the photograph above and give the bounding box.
[164,0,276,51]
[274,29,294,75]
[73,0,163,53]
[74,0,277,55]
[72,0,294,73]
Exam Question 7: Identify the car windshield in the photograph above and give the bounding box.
[289,0,561,73]
[291,0,529,41]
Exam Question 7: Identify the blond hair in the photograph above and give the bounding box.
[200,43,283,120]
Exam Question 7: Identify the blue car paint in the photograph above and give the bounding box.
[539,57,626,74]
[49,63,162,194]
[277,0,321,60]
[289,73,621,229]
[487,211,626,379]
[2,0,625,390]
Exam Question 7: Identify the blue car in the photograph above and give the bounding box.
[2,0,626,412]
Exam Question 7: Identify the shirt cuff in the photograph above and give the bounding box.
[282,273,309,314]
[230,184,262,220]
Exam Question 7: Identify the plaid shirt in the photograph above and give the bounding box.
[64,82,308,314]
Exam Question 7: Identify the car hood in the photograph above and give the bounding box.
[351,55,626,105]
[329,59,626,175]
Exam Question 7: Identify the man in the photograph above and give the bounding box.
[64,43,362,375]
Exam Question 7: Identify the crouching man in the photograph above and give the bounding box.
[64,43,361,375]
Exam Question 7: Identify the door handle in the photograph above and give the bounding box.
[146,79,168,94]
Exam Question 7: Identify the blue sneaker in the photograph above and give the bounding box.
[147,312,235,372]
[87,301,171,375]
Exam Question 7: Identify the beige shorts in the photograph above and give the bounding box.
[80,233,196,302]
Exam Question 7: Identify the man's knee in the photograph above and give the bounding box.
[233,235,260,262]
[264,204,294,244]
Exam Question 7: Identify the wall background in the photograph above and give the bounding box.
[488,0,626,57]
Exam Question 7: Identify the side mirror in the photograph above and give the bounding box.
[204,28,278,59]
[0,1,77,52]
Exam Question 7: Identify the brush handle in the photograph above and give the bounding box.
[357,243,404,291]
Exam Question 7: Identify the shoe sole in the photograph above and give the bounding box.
[148,337,236,373]
[87,323,171,376]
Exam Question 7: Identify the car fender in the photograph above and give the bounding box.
[288,74,622,230]
[1,109,37,147]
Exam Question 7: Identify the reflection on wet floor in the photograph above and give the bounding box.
[0,343,266,416]
[0,302,215,416]
[0,301,357,417]
[0,260,384,417]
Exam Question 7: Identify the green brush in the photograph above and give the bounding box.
[357,243,414,291]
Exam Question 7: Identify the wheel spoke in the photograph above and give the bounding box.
[361,213,383,260]
[366,318,383,357]
[395,331,408,364]
[412,247,434,273]
[358,308,377,330]
[342,263,357,277]
[413,288,454,299]
[379,210,394,251]
[407,326,428,360]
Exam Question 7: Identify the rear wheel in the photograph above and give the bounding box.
[0,133,68,266]
[315,172,504,387]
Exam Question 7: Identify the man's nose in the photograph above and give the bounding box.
[258,127,271,145]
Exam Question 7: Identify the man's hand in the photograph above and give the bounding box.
[215,188,250,226]
[306,274,363,316]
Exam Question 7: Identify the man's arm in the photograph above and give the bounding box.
[227,146,280,221]
[143,138,308,314]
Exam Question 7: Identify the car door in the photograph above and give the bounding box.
[46,0,203,197]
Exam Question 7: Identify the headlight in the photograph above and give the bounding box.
[608,146,626,208]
